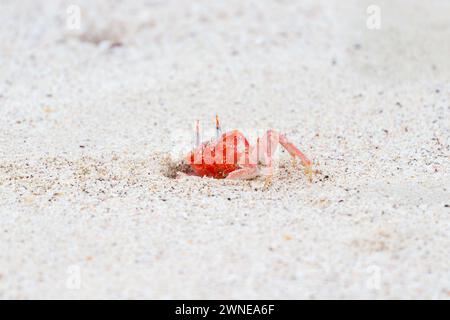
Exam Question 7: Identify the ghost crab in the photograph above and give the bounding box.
[182,116,313,185]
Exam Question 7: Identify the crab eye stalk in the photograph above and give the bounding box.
[195,120,201,147]
[215,114,222,139]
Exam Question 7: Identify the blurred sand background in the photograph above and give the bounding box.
[0,0,449,299]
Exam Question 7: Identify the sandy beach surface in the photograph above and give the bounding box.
[0,0,449,299]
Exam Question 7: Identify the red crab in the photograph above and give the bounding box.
[185,116,312,183]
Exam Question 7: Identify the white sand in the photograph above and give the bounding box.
[0,0,449,299]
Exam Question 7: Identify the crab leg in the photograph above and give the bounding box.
[278,133,312,167]
[278,133,313,181]
[225,130,312,181]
